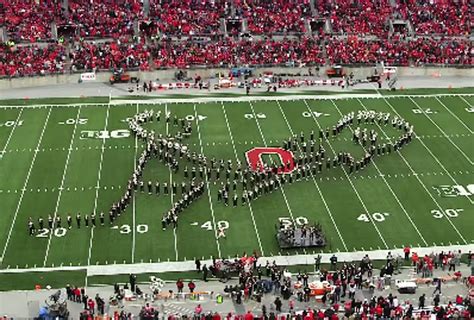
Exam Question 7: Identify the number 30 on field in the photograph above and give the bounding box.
[431,208,463,219]
[111,224,148,234]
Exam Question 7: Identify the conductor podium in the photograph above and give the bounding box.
[276,220,326,249]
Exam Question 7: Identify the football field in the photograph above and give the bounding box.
[0,92,473,271]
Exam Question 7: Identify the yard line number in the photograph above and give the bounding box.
[431,208,463,219]
[357,212,390,223]
[244,113,266,119]
[412,108,437,114]
[279,216,308,227]
[0,120,24,127]
[60,118,88,125]
[201,220,229,231]
[36,228,67,238]
[112,224,149,234]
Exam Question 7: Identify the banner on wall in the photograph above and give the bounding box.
[80,72,96,81]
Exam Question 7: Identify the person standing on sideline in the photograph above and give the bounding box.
[202,264,209,282]
[195,259,201,272]
[274,297,282,312]
[433,278,442,295]
[176,279,184,293]
[404,246,410,261]
[188,280,196,293]
[418,294,425,309]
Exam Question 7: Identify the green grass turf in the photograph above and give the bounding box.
[0,92,472,277]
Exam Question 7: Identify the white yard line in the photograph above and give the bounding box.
[248,101,296,221]
[193,104,222,258]
[220,102,264,255]
[132,103,139,264]
[409,97,473,165]
[86,103,111,271]
[333,100,428,245]
[458,95,473,109]
[376,98,474,206]
[276,100,349,251]
[434,97,473,134]
[0,108,52,265]
[165,104,179,261]
[0,108,24,160]
[109,93,474,107]
[303,100,389,249]
[367,98,469,244]
[43,107,82,267]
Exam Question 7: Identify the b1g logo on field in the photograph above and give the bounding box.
[433,184,474,197]
[80,130,130,139]
[246,147,295,174]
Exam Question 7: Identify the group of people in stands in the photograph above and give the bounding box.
[1,36,471,78]
[2,0,470,42]
[0,0,472,78]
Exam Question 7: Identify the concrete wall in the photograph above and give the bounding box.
[0,66,472,90]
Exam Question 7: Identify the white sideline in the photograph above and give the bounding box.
[0,93,473,109]
[1,244,472,277]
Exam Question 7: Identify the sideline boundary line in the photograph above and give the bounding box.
[1,244,472,276]
[1,93,474,109]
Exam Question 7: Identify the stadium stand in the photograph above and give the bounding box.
[0,0,472,77]
[0,44,67,77]
[65,0,142,38]
[317,0,393,37]
[149,0,229,36]
[396,0,471,36]
[1,0,62,42]
[238,0,311,34]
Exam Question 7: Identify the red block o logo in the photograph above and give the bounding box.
[245,147,296,174]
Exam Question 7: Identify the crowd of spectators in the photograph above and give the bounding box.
[69,40,151,72]
[325,37,472,66]
[0,1,472,78]
[1,35,471,77]
[1,0,62,42]
[64,0,142,39]
[149,0,229,36]
[0,44,67,77]
[395,0,471,36]
[2,0,471,41]
[151,37,325,68]
[317,0,393,37]
[73,250,473,319]
[237,0,311,34]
